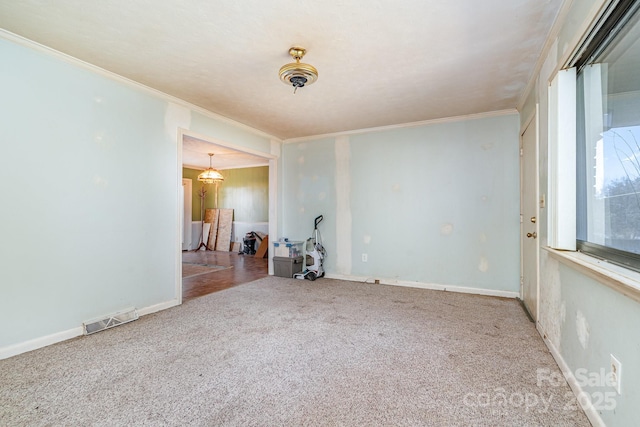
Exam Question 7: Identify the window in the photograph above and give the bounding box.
[576,0,640,272]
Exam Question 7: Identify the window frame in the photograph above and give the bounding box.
[574,0,640,273]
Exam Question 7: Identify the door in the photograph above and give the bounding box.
[521,112,539,321]
[182,178,193,251]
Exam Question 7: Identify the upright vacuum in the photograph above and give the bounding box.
[294,215,326,281]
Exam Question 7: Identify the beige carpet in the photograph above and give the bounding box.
[0,277,589,426]
[182,262,231,278]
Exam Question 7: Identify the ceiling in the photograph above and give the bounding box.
[182,135,269,170]
[1,0,563,168]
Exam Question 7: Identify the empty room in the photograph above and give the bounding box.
[1,1,639,426]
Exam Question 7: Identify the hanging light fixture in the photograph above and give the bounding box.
[279,46,318,93]
[197,153,224,184]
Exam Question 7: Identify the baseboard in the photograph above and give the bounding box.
[324,273,519,299]
[536,324,606,427]
[0,298,181,360]
[0,326,84,360]
[137,299,180,316]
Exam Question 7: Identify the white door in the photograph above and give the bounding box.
[182,178,193,251]
[521,113,539,321]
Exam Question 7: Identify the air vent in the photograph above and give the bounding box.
[83,308,138,335]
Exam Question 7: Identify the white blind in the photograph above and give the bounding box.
[548,68,577,250]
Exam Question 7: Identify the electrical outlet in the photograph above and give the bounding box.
[361,253,368,262]
[611,354,622,394]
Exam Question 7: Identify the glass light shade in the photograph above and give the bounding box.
[197,168,224,184]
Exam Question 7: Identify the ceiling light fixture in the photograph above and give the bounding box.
[197,153,224,184]
[279,47,318,93]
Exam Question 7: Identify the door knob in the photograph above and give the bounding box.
[526,232,537,239]
[530,217,536,223]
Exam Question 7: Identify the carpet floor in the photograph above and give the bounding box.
[0,277,589,426]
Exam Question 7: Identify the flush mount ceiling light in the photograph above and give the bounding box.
[197,153,224,184]
[279,47,318,93]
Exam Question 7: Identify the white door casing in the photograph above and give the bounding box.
[177,129,279,283]
[182,178,193,251]
[521,109,539,321]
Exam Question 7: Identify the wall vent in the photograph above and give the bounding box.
[83,308,138,335]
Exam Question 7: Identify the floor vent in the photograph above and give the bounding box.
[83,308,138,335]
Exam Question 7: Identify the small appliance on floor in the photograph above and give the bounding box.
[294,215,326,281]
[239,231,262,255]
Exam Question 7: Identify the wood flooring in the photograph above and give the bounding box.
[182,250,268,301]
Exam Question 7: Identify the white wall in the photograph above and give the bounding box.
[281,113,521,295]
[0,35,276,356]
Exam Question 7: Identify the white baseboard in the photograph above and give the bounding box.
[0,298,181,360]
[0,326,84,360]
[324,273,519,299]
[137,299,180,316]
[536,324,605,427]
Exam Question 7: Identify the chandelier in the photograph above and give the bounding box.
[197,153,224,184]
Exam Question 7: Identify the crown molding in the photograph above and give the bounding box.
[517,0,575,111]
[0,29,282,143]
[283,109,518,144]
[1,29,521,145]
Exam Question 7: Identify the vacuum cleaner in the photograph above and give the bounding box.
[239,231,262,255]
[294,215,326,281]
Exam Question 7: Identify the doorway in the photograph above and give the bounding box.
[178,130,277,302]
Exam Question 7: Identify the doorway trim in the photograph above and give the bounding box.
[175,128,279,303]
[182,178,193,250]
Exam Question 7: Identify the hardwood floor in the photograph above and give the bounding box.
[182,250,268,301]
